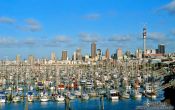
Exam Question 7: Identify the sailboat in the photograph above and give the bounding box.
[27,91,34,102]
[0,91,6,103]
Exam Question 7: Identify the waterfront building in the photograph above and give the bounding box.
[91,42,96,60]
[62,50,68,60]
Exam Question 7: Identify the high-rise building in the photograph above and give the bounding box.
[28,55,35,64]
[117,48,123,60]
[97,49,102,61]
[91,42,96,59]
[136,49,142,59]
[62,50,67,60]
[105,48,110,59]
[158,44,165,55]
[16,54,21,64]
[76,48,82,60]
[51,52,56,62]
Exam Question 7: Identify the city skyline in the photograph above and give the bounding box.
[0,0,175,59]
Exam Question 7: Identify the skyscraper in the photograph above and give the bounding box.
[105,48,110,59]
[16,54,20,64]
[62,50,68,60]
[91,42,96,59]
[158,44,165,55]
[28,55,35,65]
[117,48,123,60]
[76,48,82,60]
[97,49,102,61]
[51,52,56,62]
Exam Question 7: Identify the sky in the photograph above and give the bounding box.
[0,0,175,60]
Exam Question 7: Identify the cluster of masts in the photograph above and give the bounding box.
[0,59,172,104]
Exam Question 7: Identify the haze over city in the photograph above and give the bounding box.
[0,0,175,59]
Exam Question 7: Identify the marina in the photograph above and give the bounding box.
[0,59,174,110]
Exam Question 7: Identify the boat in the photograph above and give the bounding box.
[107,89,119,100]
[40,92,49,102]
[144,83,156,99]
[121,91,130,99]
[81,93,89,100]
[74,90,81,97]
[27,91,34,102]
[55,95,65,102]
[12,95,21,103]
[0,91,6,103]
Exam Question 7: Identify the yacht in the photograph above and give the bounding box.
[144,83,156,99]
[40,92,49,102]
[27,91,34,102]
[0,91,6,103]
[81,93,89,100]
[55,95,65,102]
[12,95,21,103]
[107,89,119,100]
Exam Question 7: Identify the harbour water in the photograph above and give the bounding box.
[0,91,164,110]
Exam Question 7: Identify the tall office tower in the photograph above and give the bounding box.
[136,49,142,59]
[117,48,123,60]
[143,26,147,57]
[105,48,110,59]
[158,44,165,55]
[73,52,76,61]
[76,48,82,60]
[62,50,67,60]
[51,52,56,62]
[16,54,21,64]
[97,49,102,61]
[91,42,96,59]
[28,55,35,65]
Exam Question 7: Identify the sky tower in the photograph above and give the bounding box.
[143,26,147,57]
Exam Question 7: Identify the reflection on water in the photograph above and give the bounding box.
[1,94,164,110]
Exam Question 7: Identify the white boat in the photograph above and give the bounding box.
[6,87,12,91]
[0,91,6,103]
[27,91,34,102]
[55,95,65,102]
[82,93,89,100]
[40,92,49,102]
[40,95,49,102]
[121,92,130,99]
[144,83,156,99]
[13,95,21,103]
[107,90,119,100]
[134,90,142,99]
[107,89,119,100]
[74,90,81,97]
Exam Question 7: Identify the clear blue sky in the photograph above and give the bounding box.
[0,0,175,59]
